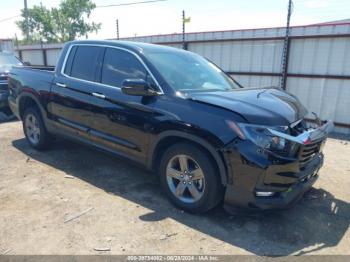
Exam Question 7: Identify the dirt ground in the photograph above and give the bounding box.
[0,120,349,255]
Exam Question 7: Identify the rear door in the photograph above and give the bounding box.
[49,45,103,141]
[88,47,159,164]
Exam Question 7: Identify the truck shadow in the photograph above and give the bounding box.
[0,109,17,123]
[12,138,350,256]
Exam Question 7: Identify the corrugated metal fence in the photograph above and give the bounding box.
[0,39,14,52]
[16,23,350,134]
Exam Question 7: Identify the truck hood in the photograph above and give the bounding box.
[188,87,308,126]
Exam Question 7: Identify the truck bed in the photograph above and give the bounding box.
[9,66,55,88]
[8,66,55,113]
[26,65,55,71]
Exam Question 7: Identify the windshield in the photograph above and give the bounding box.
[0,53,22,66]
[145,51,241,93]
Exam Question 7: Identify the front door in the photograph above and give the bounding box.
[88,47,159,164]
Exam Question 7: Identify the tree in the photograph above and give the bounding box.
[16,0,101,43]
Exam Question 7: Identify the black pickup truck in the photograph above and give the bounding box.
[8,40,333,213]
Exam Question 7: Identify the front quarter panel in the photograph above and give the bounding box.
[147,95,247,185]
[150,95,246,148]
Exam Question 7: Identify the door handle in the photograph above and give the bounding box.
[92,92,106,99]
[55,82,66,88]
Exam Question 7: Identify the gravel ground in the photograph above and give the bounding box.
[0,120,349,255]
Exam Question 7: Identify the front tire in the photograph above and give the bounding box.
[23,107,52,150]
[159,143,223,213]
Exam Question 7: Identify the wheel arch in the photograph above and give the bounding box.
[149,131,228,186]
[18,93,46,121]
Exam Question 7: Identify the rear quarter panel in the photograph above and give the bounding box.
[8,67,55,121]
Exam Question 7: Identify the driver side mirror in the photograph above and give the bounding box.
[121,79,158,96]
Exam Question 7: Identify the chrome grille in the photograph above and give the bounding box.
[299,140,323,165]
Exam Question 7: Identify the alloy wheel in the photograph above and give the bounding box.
[166,154,205,203]
[25,113,41,145]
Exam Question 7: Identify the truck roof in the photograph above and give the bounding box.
[68,40,186,55]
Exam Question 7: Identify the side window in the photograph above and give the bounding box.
[63,46,77,75]
[69,46,102,81]
[101,48,147,87]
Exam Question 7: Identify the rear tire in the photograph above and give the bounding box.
[22,107,52,150]
[159,143,223,213]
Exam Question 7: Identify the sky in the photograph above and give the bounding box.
[0,0,349,40]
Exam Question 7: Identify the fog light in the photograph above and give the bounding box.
[255,191,275,197]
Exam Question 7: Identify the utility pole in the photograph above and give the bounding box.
[182,10,186,50]
[15,34,19,50]
[116,19,119,39]
[182,11,191,50]
[24,0,29,41]
[280,0,293,90]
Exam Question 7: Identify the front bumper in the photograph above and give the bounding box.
[222,121,332,211]
[223,152,322,210]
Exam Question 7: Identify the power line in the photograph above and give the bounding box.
[0,0,168,24]
[96,0,167,8]
[0,15,20,23]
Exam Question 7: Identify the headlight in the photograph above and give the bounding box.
[226,121,299,157]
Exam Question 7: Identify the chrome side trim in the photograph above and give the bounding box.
[60,43,164,95]
[57,117,89,132]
